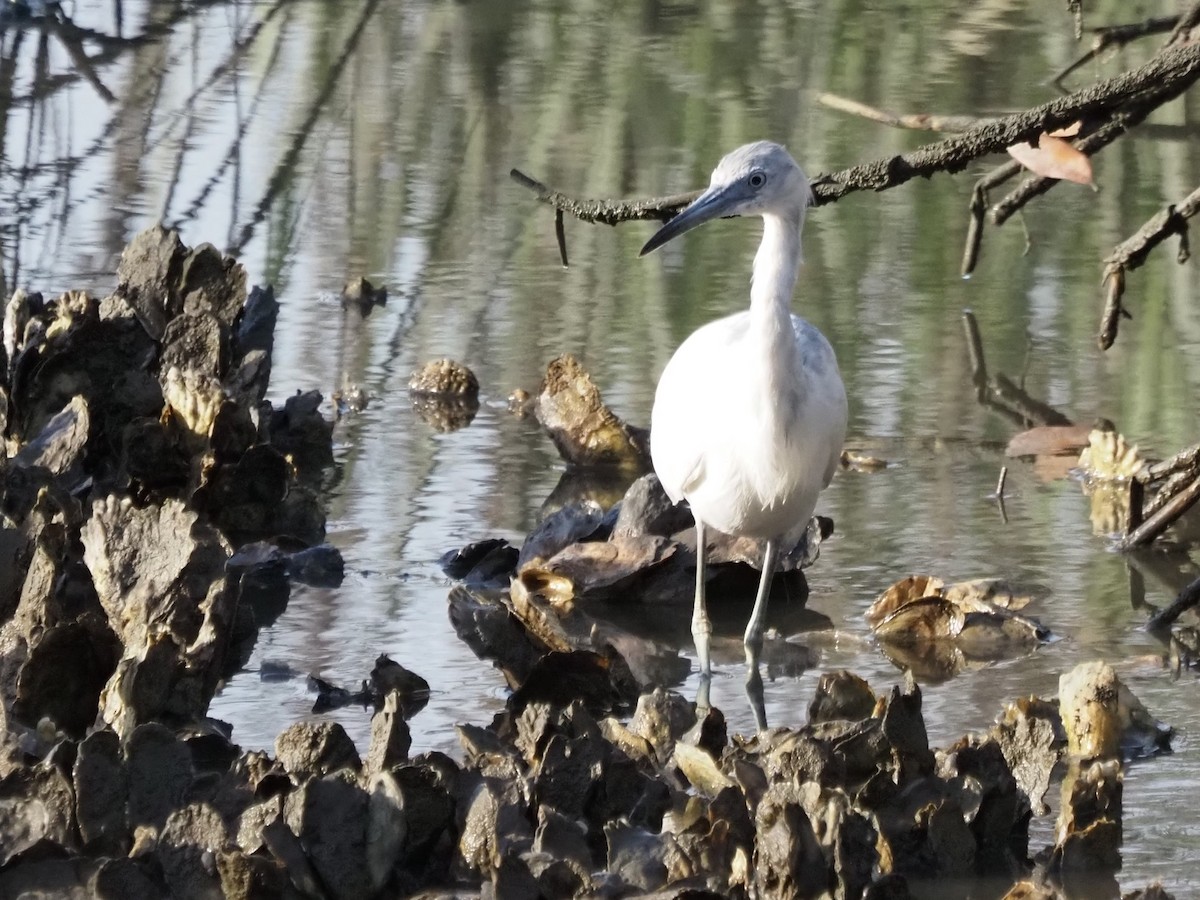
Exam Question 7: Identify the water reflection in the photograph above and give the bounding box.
[2,0,1198,892]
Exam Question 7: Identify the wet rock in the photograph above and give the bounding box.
[809,670,877,723]
[1052,758,1123,873]
[12,394,90,486]
[507,648,640,717]
[365,691,412,776]
[457,777,534,879]
[754,783,829,898]
[365,771,407,891]
[89,857,165,900]
[126,723,193,831]
[535,354,650,470]
[158,802,227,899]
[215,847,288,900]
[229,285,278,405]
[409,358,478,398]
[261,815,326,898]
[275,721,361,779]
[867,574,1049,678]
[517,498,608,570]
[0,761,77,865]
[530,534,679,602]
[440,538,518,585]
[268,390,335,483]
[612,473,693,539]
[674,741,734,796]
[371,654,430,716]
[605,820,671,892]
[284,772,373,900]
[447,585,548,688]
[74,729,129,853]
[1059,660,1171,760]
[15,619,118,738]
[628,687,696,760]
[532,804,592,879]
[83,496,234,734]
[991,696,1064,816]
[341,276,387,314]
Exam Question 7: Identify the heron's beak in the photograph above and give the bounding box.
[638,183,740,257]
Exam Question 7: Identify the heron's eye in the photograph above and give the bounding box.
[748,172,766,188]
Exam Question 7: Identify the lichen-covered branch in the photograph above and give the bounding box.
[513,42,1200,221]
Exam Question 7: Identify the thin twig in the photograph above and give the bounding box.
[1053,15,1179,88]
[1166,0,1200,47]
[816,92,988,133]
[962,160,1022,276]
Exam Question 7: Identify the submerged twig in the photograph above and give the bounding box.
[1145,574,1200,632]
[1098,184,1200,349]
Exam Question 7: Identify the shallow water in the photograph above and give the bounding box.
[3,0,1199,892]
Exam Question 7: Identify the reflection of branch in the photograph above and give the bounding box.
[960,310,1071,427]
[169,17,288,231]
[47,17,115,103]
[229,0,383,255]
[1053,15,1179,87]
[1098,185,1200,349]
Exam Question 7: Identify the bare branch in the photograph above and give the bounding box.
[816,92,988,133]
[1097,184,1200,349]
[513,42,1200,226]
[1053,15,1179,87]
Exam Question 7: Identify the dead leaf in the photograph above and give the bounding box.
[1006,425,1093,458]
[1006,134,1093,185]
[865,574,945,627]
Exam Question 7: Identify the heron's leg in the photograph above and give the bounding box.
[743,538,778,732]
[691,519,712,678]
[744,538,778,667]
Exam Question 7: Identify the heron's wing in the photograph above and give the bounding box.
[791,316,848,488]
[650,315,749,504]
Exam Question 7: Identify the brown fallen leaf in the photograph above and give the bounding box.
[1006,425,1093,458]
[1006,133,1093,185]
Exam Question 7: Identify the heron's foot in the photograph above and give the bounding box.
[745,664,767,732]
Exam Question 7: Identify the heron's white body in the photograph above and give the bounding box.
[650,213,847,547]
[639,141,846,725]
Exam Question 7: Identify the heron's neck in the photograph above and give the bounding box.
[750,212,802,330]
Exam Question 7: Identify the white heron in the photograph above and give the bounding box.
[639,141,847,725]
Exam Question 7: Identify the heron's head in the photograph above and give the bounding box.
[639,141,813,256]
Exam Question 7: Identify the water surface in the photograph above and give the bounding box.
[2,0,1198,892]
